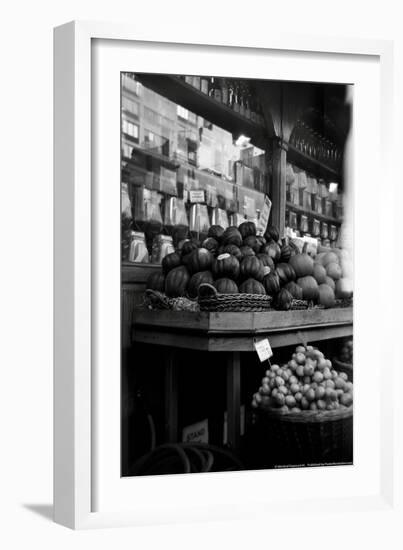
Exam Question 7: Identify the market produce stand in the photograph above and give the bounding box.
[132,307,353,453]
[120,74,353,474]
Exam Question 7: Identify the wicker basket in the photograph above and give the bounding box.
[289,299,324,310]
[258,405,353,466]
[334,297,353,308]
[144,289,200,312]
[198,283,273,312]
[333,358,353,382]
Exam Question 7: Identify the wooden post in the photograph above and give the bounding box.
[270,137,288,238]
[165,348,178,443]
[226,351,241,453]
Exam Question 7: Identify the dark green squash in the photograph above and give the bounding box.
[263,272,281,295]
[239,278,266,295]
[239,245,255,258]
[261,242,281,263]
[289,239,300,256]
[161,252,182,274]
[264,225,280,243]
[187,271,214,299]
[242,235,261,254]
[274,288,293,310]
[214,278,239,294]
[207,225,225,242]
[186,247,214,275]
[238,220,256,239]
[256,235,266,251]
[284,281,303,300]
[181,239,200,257]
[221,244,242,261]
[212,253,240,280]
[280,237,292,263]
[221,226,243,247]
[257,253,275,271]
[201,237,219,255]
[239,256,265,282]
[146,271,165,292]
[275,262,297,285]
[165,265,190,297]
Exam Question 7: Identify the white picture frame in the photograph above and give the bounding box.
[54,21,396,529]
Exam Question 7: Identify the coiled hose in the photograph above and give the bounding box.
[130,442,244,476]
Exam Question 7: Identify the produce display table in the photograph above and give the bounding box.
[132,307,353,453]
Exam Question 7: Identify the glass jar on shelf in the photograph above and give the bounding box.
[192,76,201,90]
[232,83,240,113]
[256,101,264,126]
[249,94,257,123]
[220,78,229,105]
[128,231,150,263]
[200,76,209,94]
[243,86,252,119]
[208,77,222,102]
[238,84,246,116]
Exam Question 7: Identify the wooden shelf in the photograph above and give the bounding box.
[287,143,341,182]
[122,262,161,284]
[135,74,268,150]
[286,202,342,225]
[132,308,353,351]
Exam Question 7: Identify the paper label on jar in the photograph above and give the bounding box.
[243,195,256,217]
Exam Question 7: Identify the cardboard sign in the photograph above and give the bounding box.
[182,419,209,444]
[253,338,273,362]
[256,194,272,236]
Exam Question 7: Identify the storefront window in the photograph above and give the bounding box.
[121,74,268,264]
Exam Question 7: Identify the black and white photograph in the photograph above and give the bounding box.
[1,0,399,541]
[120,73,353,476]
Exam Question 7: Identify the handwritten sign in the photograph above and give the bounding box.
[182,419,209,443]
[253,338,273,362]
[189,190,205,203]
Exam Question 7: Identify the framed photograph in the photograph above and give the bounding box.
[54,21,395,529]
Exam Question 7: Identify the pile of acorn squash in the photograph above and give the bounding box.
[146,221,353,310]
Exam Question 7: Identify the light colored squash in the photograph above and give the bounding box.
[312,263,327,284]
[318,284,336,308]
[326,261,342,280]
[297,275,319,301]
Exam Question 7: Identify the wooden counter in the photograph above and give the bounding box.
[131,307,353,454]
[132,307,353,351]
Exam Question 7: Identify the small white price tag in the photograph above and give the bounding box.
[253,338,273,362]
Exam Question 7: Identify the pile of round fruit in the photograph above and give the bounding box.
[146,221,353,310]
[251,345,353,413]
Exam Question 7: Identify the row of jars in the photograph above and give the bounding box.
[181,75,265,126]
[290,121,342,168]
